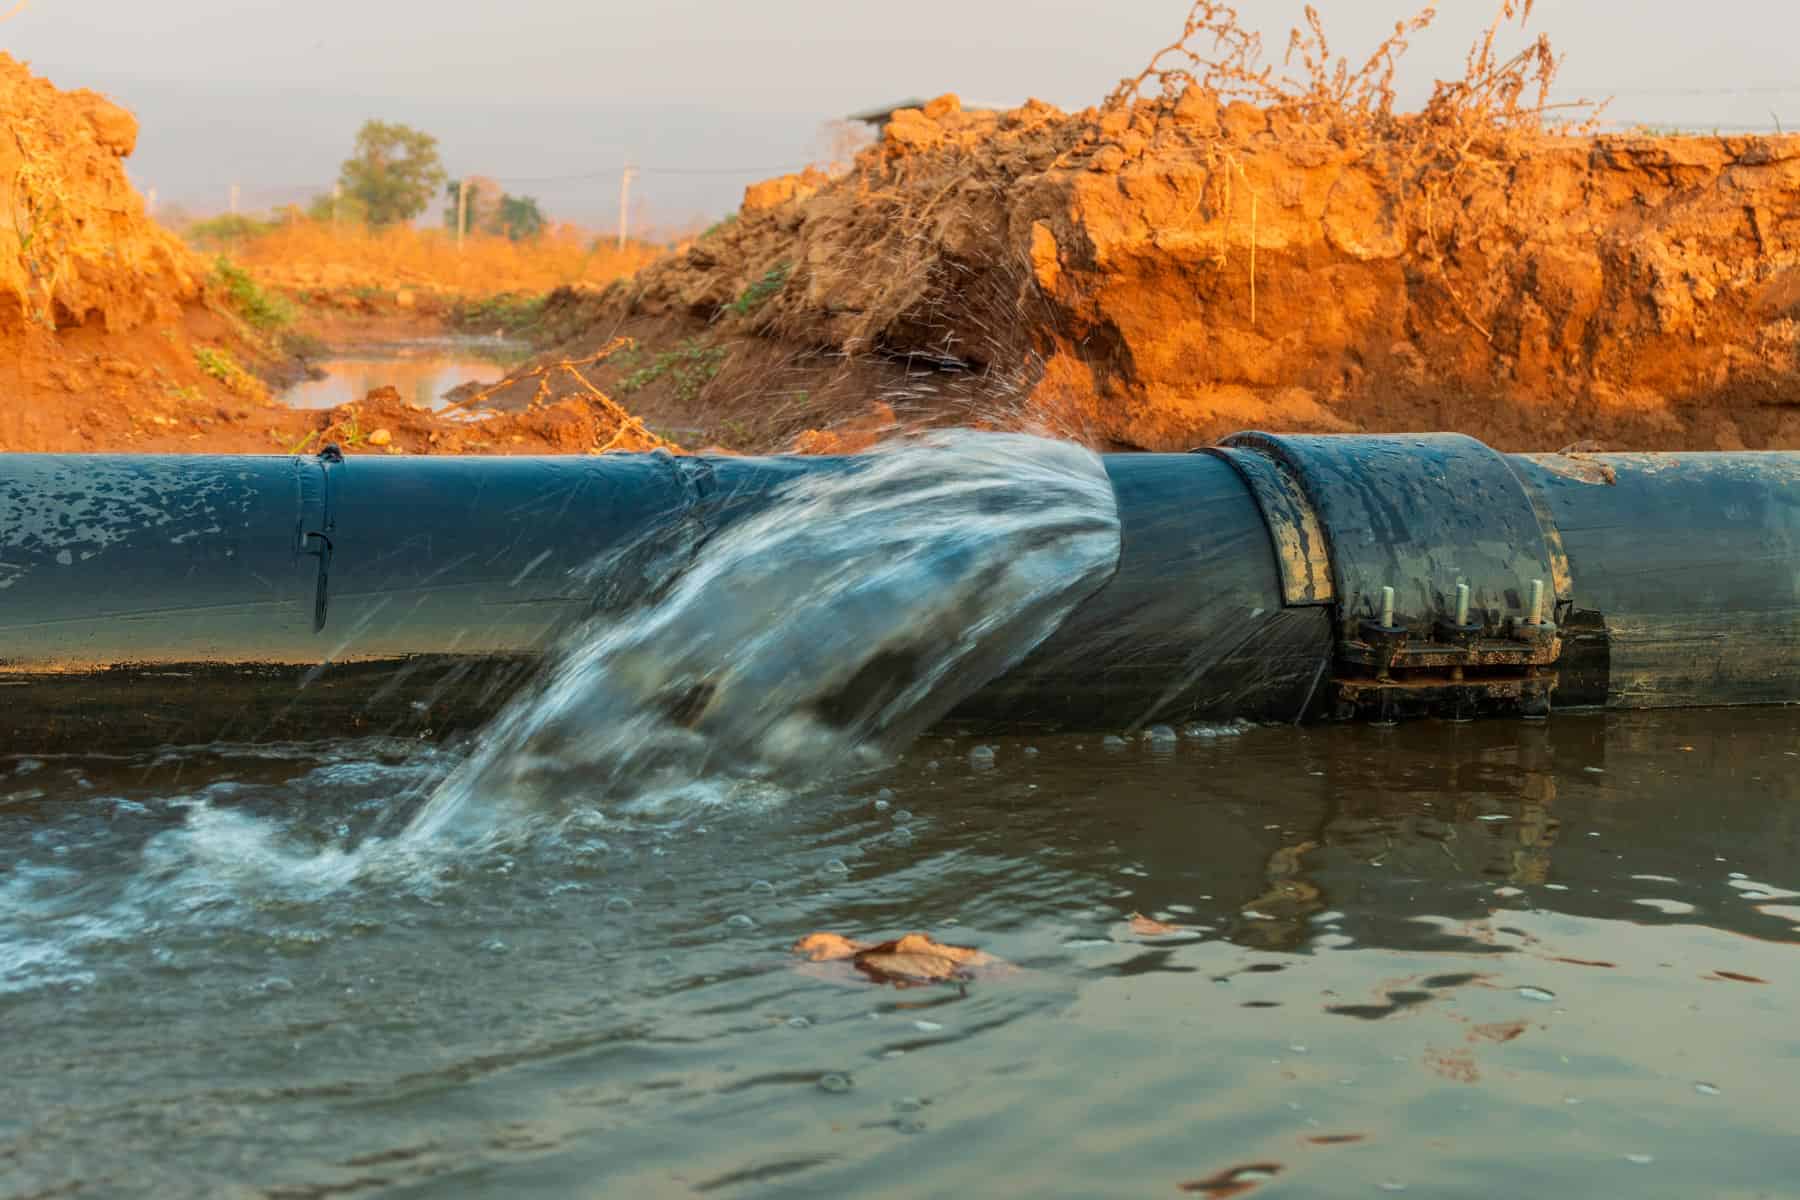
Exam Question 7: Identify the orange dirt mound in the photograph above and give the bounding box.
[0,52,288,450]
[525,77,1800,453]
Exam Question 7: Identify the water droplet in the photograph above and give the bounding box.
[726,913,756,929]
[818,1073,853,1094]
[1695,1082,1720,1096]
[748,879,776,896]
[1517,986,1556,1002]
[604,895,634,914]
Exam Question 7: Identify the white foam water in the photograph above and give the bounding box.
[406,432,1121,841]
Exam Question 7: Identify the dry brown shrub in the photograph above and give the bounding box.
[1107,0,1598,135]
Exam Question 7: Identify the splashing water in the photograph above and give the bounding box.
[406,432,1120,840]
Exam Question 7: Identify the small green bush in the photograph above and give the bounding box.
[728,263,790,317]
[211,256,294,329]
[616,338,729,405]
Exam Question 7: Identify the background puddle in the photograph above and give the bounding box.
[281,337,523,410]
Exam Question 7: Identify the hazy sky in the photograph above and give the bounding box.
[6,1,1797,231]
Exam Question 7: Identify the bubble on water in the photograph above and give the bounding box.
[1023,746,1039,757]
[913,1020,944,1033]
[726,913,756,930]
[254,976,294,995]
[1477,813,1511,822]
[874,798,891,812]
[1377,1182,1408,1192]
[12,759,44,776]
[1517,986,1556,1002]
[818,1073,853,1094]
[604,895,634,914]
[651,954,676,975]
[1695,1082,1720,1096]
[968,745,996,770]
[927,760,942,772]
[787,1016,810,1029]
[1288,1043,1308,1054]
[890,827,915,847]
[876,787,895,802]
[891,810,914,822]
[748,880,776,896]
[896,1118,927,1134]
[822,859,849,876]
[1101,735,1128,751]
[1624,1154,1654,1165]
[894,1097,925,1113]
[483,939,509,955]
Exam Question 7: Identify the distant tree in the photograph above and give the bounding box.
[441,176,502,233]
[497,194,545,241]
[306,190,369,225]
[338,120,446,226]
[441,178,546,241]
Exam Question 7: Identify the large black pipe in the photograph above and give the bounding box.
[0,438,1794,752]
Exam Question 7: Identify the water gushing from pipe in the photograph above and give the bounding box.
[406,433,1121,839]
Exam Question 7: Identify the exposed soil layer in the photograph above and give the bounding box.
[514,92,1800,453]
[0,53,301,451]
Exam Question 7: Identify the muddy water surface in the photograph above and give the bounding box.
[4,710,1797,1198]
[281,338,521,410]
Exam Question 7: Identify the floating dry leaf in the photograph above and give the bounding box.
[1469,1020,1528,1044]
[1179,1162,1284,1197]
[1706,970,1770,984]
[792,932,869,962]
[792,931,1001,987]
[1128,911,1188,937]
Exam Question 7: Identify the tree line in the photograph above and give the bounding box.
[314,120,545,240]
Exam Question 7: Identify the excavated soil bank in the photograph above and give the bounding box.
[511,92,1800,453]
[0,54,668,457]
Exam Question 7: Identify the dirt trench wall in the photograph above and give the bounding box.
[0,53,200,338]
[0,54,290,452]
[597,94,1800,452]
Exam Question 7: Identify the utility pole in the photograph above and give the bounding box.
[229,182,240,216]
[457,177,469,251]
[617,164,636,251]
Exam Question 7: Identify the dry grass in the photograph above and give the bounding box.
[1108,0,1597,134]
[223,218,662,296]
